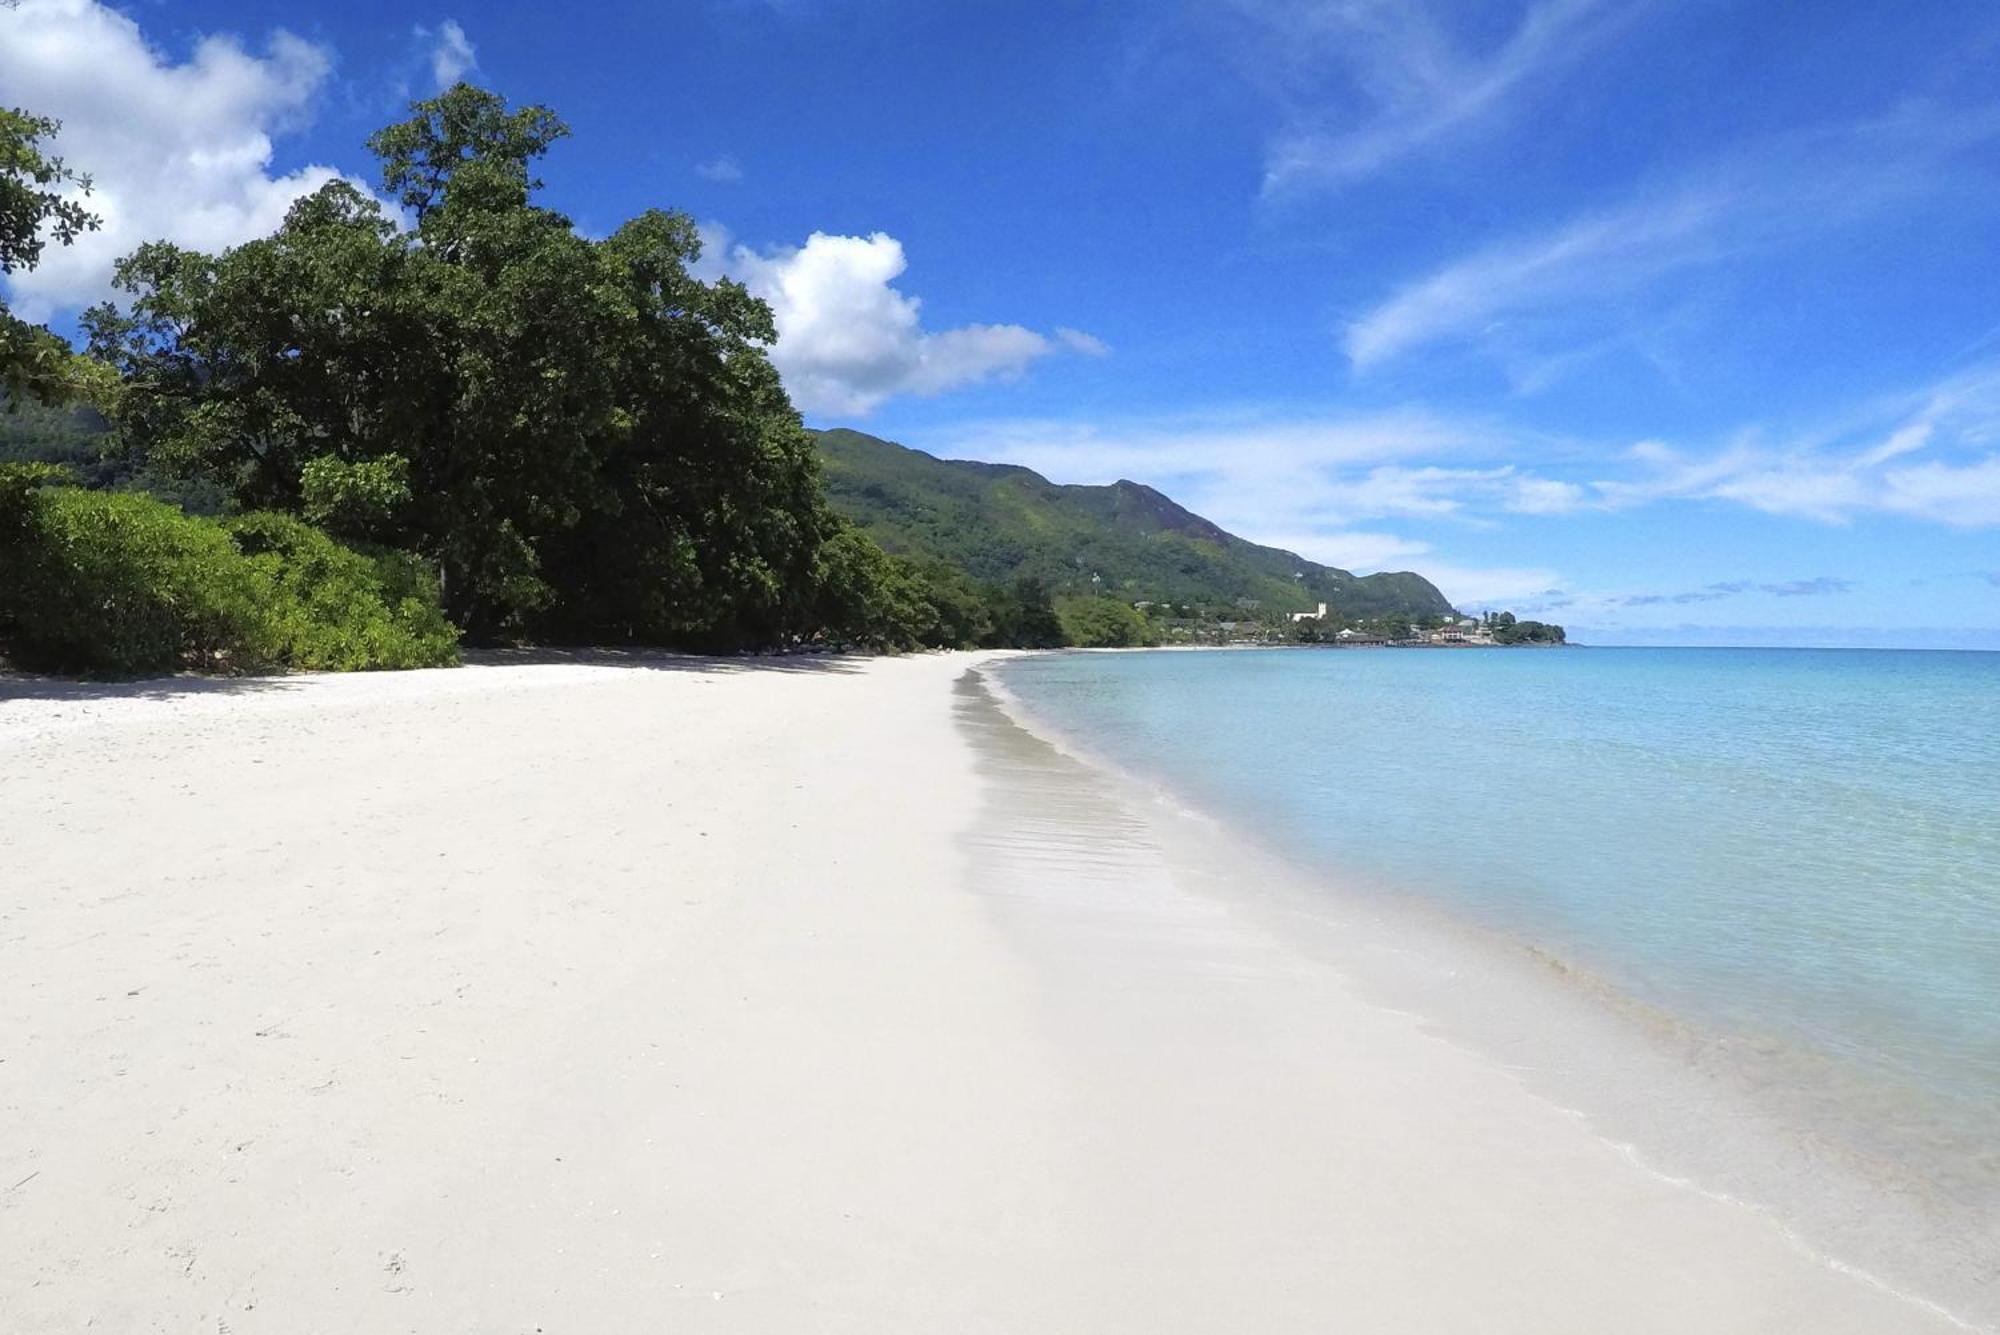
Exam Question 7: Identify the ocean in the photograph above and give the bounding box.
[989,645,2000,1313]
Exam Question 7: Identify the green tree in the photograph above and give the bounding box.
[1,107,105,406]
[806,526,924,651]
[1493,618,1564,645]
[892,557,996,649]
[984,577,1067,648]
[85,85,848,648]
[1056,596,1158,648]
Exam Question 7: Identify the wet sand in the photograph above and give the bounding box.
[0,653,1978,1332]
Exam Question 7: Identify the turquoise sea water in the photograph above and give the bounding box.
[994,647,2000,1209]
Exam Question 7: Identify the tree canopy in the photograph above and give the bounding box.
[84,85,858,647]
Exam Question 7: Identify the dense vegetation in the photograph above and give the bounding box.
[3,85,1503,677]
[1056,596,1160,648]
[804,532,1066,652]
[0,86,1090,673]
[1491,616,1566,645]
[815,427,1455,619]
[0,463,457,674]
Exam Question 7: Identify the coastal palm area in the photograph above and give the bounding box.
[5,1,1998,1332]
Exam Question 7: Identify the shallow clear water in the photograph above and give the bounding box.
[995,647,2000,1205]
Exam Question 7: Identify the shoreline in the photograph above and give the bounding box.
[973,653,1998,1331]
[2,652,1989,1332]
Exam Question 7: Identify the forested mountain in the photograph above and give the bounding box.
[0,398,229,513]
[815,428,1456,619]
[0,399,118,484]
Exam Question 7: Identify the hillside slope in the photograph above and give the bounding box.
[814,428,1455,619]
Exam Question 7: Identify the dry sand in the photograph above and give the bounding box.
[0,652,1978,1333]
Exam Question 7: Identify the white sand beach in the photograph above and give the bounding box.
[0,652,1979,1333]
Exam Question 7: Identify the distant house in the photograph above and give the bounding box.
[1290,602,1329,623]
[1334,628,1386,646]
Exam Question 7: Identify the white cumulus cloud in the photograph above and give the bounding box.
[0,0,358,320]
[715,230,1098,417]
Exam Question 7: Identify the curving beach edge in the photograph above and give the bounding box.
[1,652,1984,1333]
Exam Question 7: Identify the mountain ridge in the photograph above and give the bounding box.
[812,427,1456,621]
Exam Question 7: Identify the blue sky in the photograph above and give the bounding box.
[5,0,2000,645]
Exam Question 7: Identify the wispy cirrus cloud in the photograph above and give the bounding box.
[1253,529,1433,571]
[1249,534,1556,611]
[1346,104,2000,372]
[931,351,2000,595]
[1346,188,1726,370]
[1404,561,1564,606]
[930,405,1558,492]
[1588,360,2000,527]
[1529,358,2000,529]
[912,349,2000,607]
[1226,0,1644,194]
[1760,577,1857,597]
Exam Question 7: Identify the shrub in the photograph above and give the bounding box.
[224,512,460,671]
[1,472,273,674]
[0,466,458,676]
